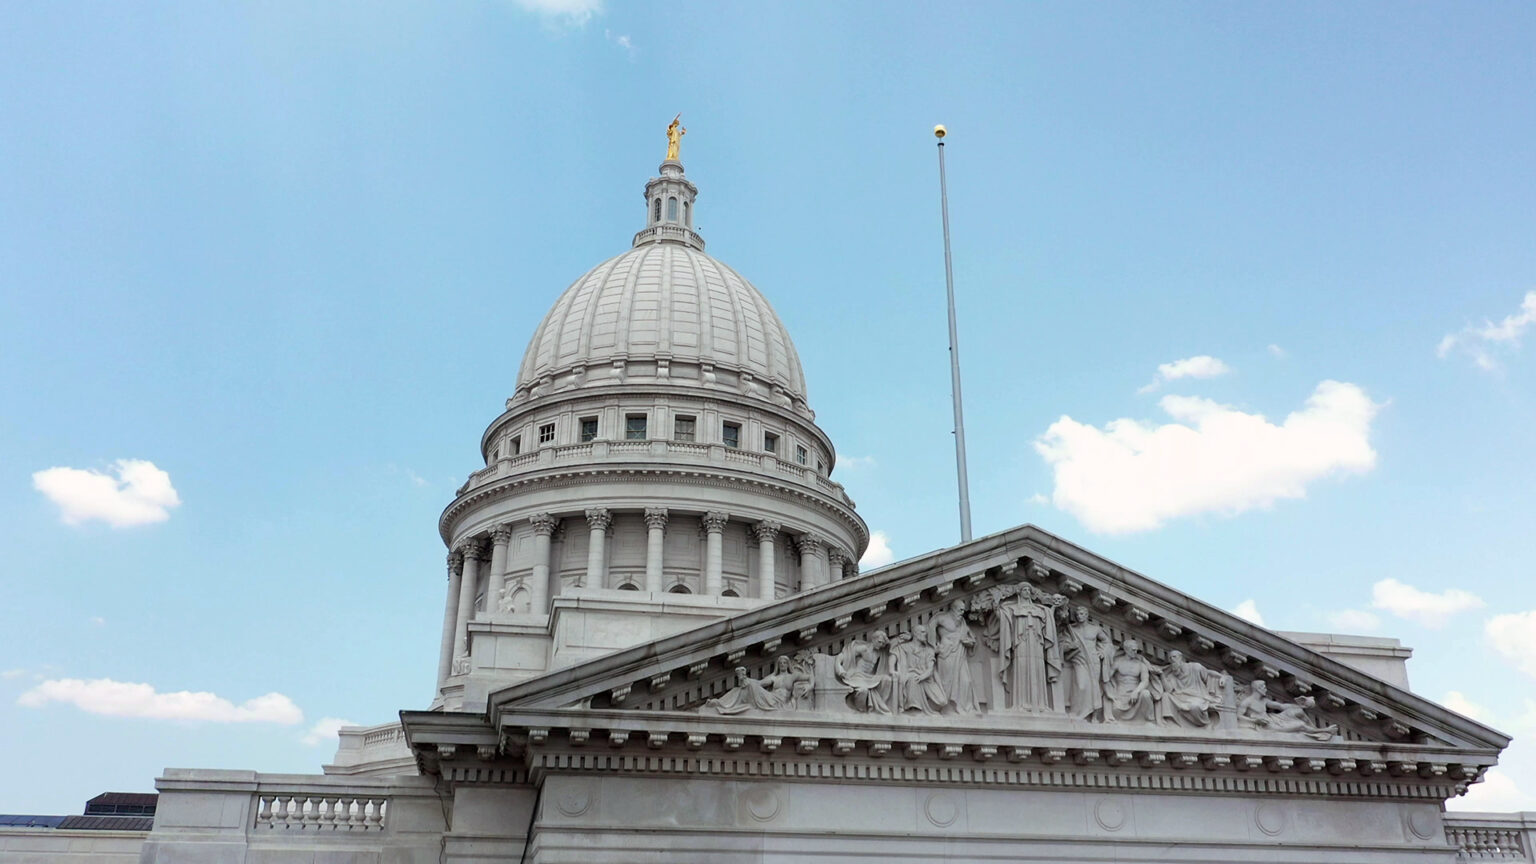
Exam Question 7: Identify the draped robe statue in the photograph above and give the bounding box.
[1060,605,1114,721]
[889,625,947,713]
[705,657,809,715]
[835,630,892,713]
[995,587,1065,712]
[1236,681,1338,741]
[930,600,978,714]
[1158,649,1229,728]
[1103,638,1160,722]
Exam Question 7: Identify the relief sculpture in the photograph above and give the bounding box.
[697,585,1338,741]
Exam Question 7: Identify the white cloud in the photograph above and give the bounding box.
[2,669,26,680]
[1267,344,1288,359]
[1437,290,1536,371]
[860,530,894,569]
[1230,599,1266,626]
[1035,380,1379,534]
[1441,691,1489,722]
[604,29,636,57]
[834,453,878,471]
[301,717,357,747]
[32,459,181,527]
[89,616,105,627]
[1027,493,1049,506]
[1370,578,1485,629]
[511,0,601,25]
[18,678,303,725]
[1449,767,1536,812]
[1486,610,1536,679]
[1325,609,1382,633]
[1138,355,1232,393]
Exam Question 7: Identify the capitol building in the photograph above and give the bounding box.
[5,138,1531,863]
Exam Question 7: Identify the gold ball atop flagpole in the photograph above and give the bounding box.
[933,124,947,139]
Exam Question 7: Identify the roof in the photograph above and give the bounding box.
[58,815,154,831]
[515,243,808,403]
[85,792,157,808]
[0,814,67,828]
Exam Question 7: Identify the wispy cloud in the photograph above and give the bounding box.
[604,29,636,58]
[1230,599,1266,626]
[32,459,181,527]
[1441,691,1489,722]
[89,616,106,627]
[1370,578,1484,629]
[1487,610,1536,679]
[2,669,27,681]
[1035,381,1378,534]
[1267,344,1287,359]
[1325,609,1381,632]
[835,453,878,471]
[859,530,894,569]
[301,717,357,747]
[1138,355,1231,394]
[19,678,303,724]
[511,0,602,26]
[1437,290,1536,371]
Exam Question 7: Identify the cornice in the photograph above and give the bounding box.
[439,462,867,548]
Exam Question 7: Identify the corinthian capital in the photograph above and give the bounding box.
[827,547,848,570]
[751,520,781,543]
[701,511,729,534]
[447,549,464,575]
[585,507,613,532]
[530,512,559,536]
[797,533,826,555]
[491,525,514,546]
[643,507,669,531]
[459,540,485,562]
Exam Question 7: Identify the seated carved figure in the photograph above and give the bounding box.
[1158,649,1230,728]
[1236,681,1338,741]
[1102,638,1160,723]
[835,630,893,713]
[889,625,947,714]
[704,656,810,715]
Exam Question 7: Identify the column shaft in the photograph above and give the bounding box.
[584,508,612,588]
[436,553,462,688]
[702,511,727,596]
[529,513,557,614]
[486,526,511,618]
[799,534,826,590]
[753,522,780,600]
[643,508,668,592]
[452,547,481,668]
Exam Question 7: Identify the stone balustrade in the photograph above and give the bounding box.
[1447,812,1536,861]
[254,794,386,832]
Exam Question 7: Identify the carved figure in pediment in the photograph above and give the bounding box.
[1236,681,1339,741]
[1103,638,1160,723]
[704,656,811,715]
[996,585,1066,712]
[1060,604,1115,722]
[965,587,1007,711]
[1158,649,1231,729]
[931,599,980,714]
[889,625,947,714]
[835,630,893,713]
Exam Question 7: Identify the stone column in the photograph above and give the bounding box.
[529,513,558,614]
[828,547,848,583]
[584,508,612,588]
[752,521,780,600]
[701,511,728,596]
[485,525,512,618]
[436,551,463,688]
[643,507,668,592]
[452,542,482,671]
[799,533,826,589]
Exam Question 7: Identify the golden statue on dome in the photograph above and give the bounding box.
[665,114,686,162]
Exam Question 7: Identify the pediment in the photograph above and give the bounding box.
[476,524,1506,784]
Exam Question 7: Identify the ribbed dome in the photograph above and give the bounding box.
[516,242,808,402]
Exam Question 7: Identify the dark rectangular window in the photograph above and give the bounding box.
[795,445,808,465]
[722,422,741,449]
[580,417,599,442]
[538,422,555,444]
[763,432,779,453]
[625,414,648,440]
[509,436,521,456]
[674,415,696,442]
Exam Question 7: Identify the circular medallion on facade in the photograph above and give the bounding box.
[1094,799,1127,832]
[924,792,960,828]
[1407,808,1437,840]
[1254,802,1287,836]
[554,784,592,817]
[743,787,781,822]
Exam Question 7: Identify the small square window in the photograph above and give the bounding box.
[763,432,779,453]
[580,417,599,442]
[674,415,696,442]
[538,422,556,445]
[722,422,741,449]
[795,445,808,466]
[817,458,825,474]
[625,414,648,440]
[509,435,521,456]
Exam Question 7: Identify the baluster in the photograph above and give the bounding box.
[319,797,337,830]
[366,798,385,829]
[301,796,319,828]
[254,795,271,827]
[277,795,295,828]
[350,798,367,829]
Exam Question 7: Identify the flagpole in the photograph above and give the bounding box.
[935,124,973,544]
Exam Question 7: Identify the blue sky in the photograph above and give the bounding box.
[2,1,1533,814]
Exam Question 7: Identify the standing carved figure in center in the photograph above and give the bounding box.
[996,586,1065,712]
[1060,604,1114,721]
[930,600,979,713]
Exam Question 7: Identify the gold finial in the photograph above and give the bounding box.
[666,114,686,162]
[934,124,947,139]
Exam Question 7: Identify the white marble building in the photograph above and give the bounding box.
[19,149,1530,863]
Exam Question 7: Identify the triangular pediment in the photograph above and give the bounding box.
[451,516,1499,787]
